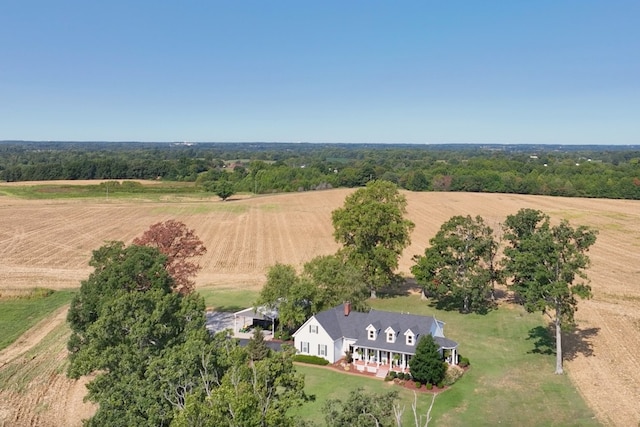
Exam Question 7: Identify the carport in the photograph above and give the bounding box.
[233,306,278,337]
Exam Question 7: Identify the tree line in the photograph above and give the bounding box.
[2,141,640,199]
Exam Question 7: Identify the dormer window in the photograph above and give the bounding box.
[366,324,377,340]
[404,328,416,346]
[385,326,396,343]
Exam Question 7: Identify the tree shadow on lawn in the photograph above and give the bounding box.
[426,293,496,315]
[377,278,416,298]
[527,324,600,360]
[212,304,246,313]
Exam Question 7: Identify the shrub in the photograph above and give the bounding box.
[384,374,393,382]
[388,371,397,379]
[437,381,444,389]
[415,382,422,389]
[444,364,465,386]
[426,383,433,390]
[30,288,54,298]
[345,350,353,364]
[459,356,470,368]
[293,355,330,365]
[275,330,293,341]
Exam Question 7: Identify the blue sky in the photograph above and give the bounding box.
[1,1,638,144]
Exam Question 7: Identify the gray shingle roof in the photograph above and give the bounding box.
[314,303,369,340]
[315,303,458,352]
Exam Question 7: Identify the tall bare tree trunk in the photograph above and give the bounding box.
[555,309,563,374]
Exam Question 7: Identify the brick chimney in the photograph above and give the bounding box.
[344,301,351,316]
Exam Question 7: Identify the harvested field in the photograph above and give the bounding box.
[0,188,638,426]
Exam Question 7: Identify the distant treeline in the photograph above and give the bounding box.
[1,141,640,199]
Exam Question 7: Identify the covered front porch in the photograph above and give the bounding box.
[350,344,458,376]
[352,347,412,375]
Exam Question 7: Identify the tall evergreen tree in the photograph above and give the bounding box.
[246,327,271,362]
[409,335,447,386]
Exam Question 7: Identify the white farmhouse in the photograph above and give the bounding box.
[292,303,458,375]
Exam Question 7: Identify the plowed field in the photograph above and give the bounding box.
[0,187,638,426]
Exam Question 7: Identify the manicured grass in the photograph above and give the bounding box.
[197,287,260,312]
[294,295,599,426]
[292,364,435,425]
[0,289,76,351]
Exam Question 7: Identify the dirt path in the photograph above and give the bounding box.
[0,306,68,367]
[0,306,95,427]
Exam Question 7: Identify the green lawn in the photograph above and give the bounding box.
[197,287,260,312]
[292,364,437,425]
[293,295,599,426]
[0,289,76,351]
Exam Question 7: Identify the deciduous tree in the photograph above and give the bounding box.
[68,240,308,426]
[502,208,597,374]
[67,241,214,426]
[173,345,306,427]
[331,180,414,298]
[411,215,499,313]
[324,388,400,427]
[133,220,207,294]
[67,242,174,357]
[301,253,369,312]
[205,180,235,201]
[256,263,316,335]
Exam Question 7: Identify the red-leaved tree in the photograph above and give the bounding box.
[133,220,207,294]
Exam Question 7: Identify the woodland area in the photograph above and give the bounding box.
[1,141,640,199]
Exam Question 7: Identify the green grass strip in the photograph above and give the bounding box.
[0,289,76,351]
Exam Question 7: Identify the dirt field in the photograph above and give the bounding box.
[0,188,638,426]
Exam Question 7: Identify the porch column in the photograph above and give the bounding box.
[376,349,380,366]
[452,348,457,365]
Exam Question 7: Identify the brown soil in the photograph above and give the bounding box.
[0,306,96,426]
[0,188,638,426]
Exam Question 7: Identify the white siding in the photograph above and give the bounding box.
[333,340,343,362]
[293,316,338,362]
